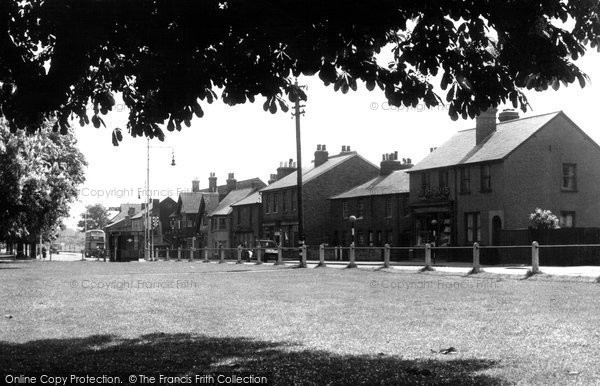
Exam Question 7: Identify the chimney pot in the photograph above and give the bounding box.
[342,145,346,152]
[317,144,322,151]
[498,108,520,122]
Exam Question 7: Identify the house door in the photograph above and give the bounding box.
[491,216,502,245]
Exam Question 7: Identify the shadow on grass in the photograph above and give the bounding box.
[0,333,507,385]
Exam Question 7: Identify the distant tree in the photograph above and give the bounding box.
[0,120,86,256]
[78,204,110,232]
[529,208,560,230]
[0,1,598,143]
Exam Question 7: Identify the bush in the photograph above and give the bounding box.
[529,208,560,230]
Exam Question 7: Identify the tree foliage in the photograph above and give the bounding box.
[77,203,110,232]
[0,1,598,143]
[0,120,87,242]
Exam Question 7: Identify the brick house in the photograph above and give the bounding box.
[260,145,380,247]
[407,109,600,247]
[231,191,262,248]
[166,180,220,250]
[207,187,259,250]
[330,152,412,250]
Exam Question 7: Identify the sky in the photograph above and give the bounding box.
[65,50,600,229]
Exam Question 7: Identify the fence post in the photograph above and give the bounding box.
[189,247,194,262]
[219,247,225,264]
[256,247,262,265]
[203,248,210,263]
[237,246,242,264]
[384,244,390,268]
[347,243,357,268]
[166,247,170,261]
[317,244,326,267]
[472,242,482,273]
[301,244,307,267]
[531,241,540,274]
[154,248,158,262]
[177,247,181,262]
[424,243,432,270]
[275,245,283,265]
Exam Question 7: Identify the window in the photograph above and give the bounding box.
[421,172,431,193]
[249,207,253,226]
[273,193,279,213]
[342,201,349,218]
[357,200,365,218]
[562,164,577,191]
[460,167,471,194]
[357,231,365,246]
[386,230,393,244]
[218,218,227,230]
[480,164,491,192]
[282,191,287,212]
[385,197,392,218]
[439,169,448,189]
[368,231,373,246]
[465,212,481,244]
[560,212,576,228]
[264,194,270,213]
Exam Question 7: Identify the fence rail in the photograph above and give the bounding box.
[103,241,600,271]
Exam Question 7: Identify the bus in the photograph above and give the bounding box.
[84,229,105,257]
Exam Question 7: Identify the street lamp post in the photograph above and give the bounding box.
[143,139,176,261]
[348,215,357,268]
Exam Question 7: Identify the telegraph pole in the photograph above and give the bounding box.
[292,80,306,268]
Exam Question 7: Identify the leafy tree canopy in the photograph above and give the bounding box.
[77,203,110,232]
[0,119,87,241]
[0,1,598,144]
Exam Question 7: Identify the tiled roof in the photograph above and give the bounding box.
[179,192,205,214]
[409,112,561,172]
[330,170,410,199]
[261,152,375,192]
[209,188,256,216]
[201,193,221,215]
[231,191,261,207]
[107,203,142,224]
[199,178,266,195]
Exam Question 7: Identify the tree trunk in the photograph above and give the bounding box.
[16,241,24,259]
[30,241,37,259]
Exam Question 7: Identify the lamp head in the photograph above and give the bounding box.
[349,215,357,222]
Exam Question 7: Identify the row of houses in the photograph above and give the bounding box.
[105,109,600,261]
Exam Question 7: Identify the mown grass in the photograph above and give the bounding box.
[1,260,599,385]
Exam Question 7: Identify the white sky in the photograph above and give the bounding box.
[65,50,600,229]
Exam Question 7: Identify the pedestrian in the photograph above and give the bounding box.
[42,246,47,260]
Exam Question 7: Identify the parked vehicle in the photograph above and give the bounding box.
[84,229,105,258]
[252,239,278,261]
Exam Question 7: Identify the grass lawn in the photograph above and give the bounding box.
[1,260,599,385]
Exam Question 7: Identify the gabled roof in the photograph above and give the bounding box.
[261,152,377,192]
[231,191,261,207]
[201,193,221,215]
[199,178,266,195]
[107,203,142,224]
[409,111,561,172]
[178,192,205,214]
[209,188,256,216]
[330,170,410,200]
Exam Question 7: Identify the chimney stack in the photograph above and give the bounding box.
[226,173,237,193]
[192,178,200,193]
[268,173,278,185]
[208,172,217,193]
[276,158,296,180]
[341,145,352,153]
[476,107,498,145]
[314,144,329,167]
[380,151,413,175]
[498,108,520,122]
